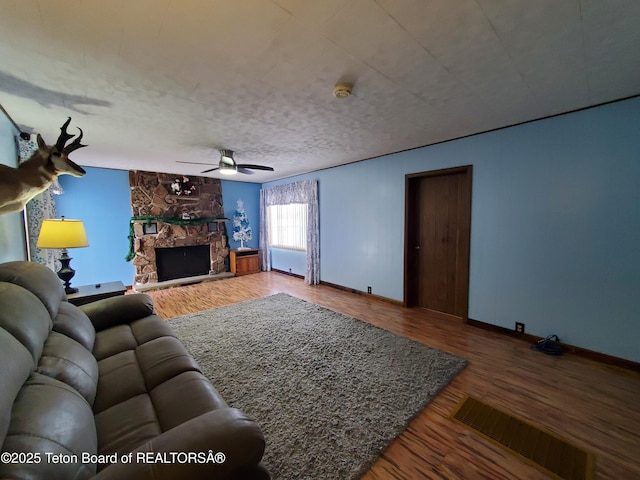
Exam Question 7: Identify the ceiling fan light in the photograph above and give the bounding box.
[219,163,237,175]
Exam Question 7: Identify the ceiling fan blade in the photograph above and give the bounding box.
[201,167,220,173]
[237,168,255,175]
[176,160,215,166]
[237,164,274,171]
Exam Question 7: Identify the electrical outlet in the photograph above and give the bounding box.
[367,286,372,294]
[515,322,525,334]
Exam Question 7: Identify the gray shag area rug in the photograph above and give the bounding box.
[169,293,467,479]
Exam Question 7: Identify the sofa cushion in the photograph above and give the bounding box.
[93,336,201,413]
[94,409,267,480]
[0,372,97,480]
[53,301,96,351]
[150,371,228,431]
[94,350,147,414]
[92,315,177,361]
[37,332,99,405]
[0,330,33,445]
[80,294,155,332]
[129,315,178,345]
[94,394,162,460]
[136,336,201,390]
[0,261,66,320]
[0,283,52,365]
[93,324,139,361]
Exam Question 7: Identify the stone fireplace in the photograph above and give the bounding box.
[129,170,228,285]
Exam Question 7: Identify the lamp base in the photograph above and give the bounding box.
[57,249,78,294]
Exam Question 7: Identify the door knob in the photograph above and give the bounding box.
[415,245,420,250]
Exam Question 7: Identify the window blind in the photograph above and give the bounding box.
[267,203,307,251]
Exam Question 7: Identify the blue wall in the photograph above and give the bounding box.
[56,167,134,286]
[0,114,27,262]
[263,97,640,362]
[221,180,261,250]
[270,248,306,276]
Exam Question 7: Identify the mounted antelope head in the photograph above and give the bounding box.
[0,117,87,215]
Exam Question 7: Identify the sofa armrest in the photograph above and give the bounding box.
[80,294,155,331]
[93,408,267,480]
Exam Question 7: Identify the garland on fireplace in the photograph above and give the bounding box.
[125,215,228,261]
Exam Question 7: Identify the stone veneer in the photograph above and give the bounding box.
[129,170,228,285]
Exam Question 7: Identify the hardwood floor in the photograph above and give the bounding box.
[145,272,640,479]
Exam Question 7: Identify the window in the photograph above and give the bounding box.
[267,203,307,251]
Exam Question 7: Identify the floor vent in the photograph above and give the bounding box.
[450,395,594,480]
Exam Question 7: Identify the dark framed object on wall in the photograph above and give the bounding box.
[207,222,219,232]
[142,222,158,235]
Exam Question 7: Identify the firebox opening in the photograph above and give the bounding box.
[156,245,210,282]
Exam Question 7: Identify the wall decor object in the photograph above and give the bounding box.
[170,176,196,196]
[142,222,158,235]
[0,117,86,215]
[18,134,57,269]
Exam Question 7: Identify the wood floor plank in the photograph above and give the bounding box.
[144,272,640,479]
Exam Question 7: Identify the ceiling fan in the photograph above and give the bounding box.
[177,149,274,175]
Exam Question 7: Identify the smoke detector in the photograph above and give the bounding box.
[333,84,352,99]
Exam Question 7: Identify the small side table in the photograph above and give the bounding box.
[230,249,261,276]
[66,281,127,306]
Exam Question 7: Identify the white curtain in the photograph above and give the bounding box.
[18,135,60,271]
[260,180,319,285]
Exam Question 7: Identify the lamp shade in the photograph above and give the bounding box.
[37,218,89,249]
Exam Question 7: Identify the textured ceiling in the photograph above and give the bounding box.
[1,0,639,183]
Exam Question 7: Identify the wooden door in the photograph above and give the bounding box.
[405,166,472,319]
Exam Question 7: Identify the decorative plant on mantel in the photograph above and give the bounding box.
[232,199,252,250]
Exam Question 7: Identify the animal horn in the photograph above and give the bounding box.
[55,117,74,152]
[63,127,87,154]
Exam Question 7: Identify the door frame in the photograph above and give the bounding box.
[403,165,473,320]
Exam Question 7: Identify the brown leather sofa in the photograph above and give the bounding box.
[0,261,268,479]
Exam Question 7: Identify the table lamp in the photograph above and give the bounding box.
[36,217,89,294]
